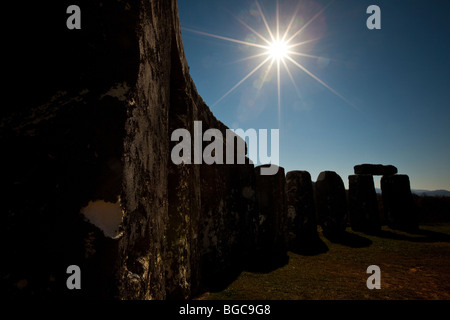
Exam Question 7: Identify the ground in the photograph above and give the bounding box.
[199,223,450,300]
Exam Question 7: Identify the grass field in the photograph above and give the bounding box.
[199,223,450,300]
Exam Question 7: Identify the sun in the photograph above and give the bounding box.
[268,39,289,61]
[182,1,353,114]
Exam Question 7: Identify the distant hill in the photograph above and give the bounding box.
[374,188,450,197]
[411,189,450,197]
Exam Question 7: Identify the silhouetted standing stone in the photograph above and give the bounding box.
[199,160,256,291]
[348,175,380,233]
[354,164,398,176]
[253,165,288,269]
[315,171,348,238]
[286,171,318,252]
[381,174,418,231]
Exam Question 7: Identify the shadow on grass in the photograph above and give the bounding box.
[244,251,290,274]
[290,234,329,256]
[202,265,245,293]
[374,227,450,243]
[324,231,373,248]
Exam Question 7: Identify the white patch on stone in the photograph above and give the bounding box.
[81,199,123,239]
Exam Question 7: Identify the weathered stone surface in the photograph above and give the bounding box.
[381,174,418,231]
[118,0,257,299]
[1,0,257,300]
[315,171,348,238]
[251,165,288,269]
[286,171,318,251]
[166,126,201,299]
[354,164,398,176]
[117,0,175,300]
[348,175,381,233]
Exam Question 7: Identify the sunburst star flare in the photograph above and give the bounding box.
[182,0,354,117]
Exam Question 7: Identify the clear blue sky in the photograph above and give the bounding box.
[178,0,450,190]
